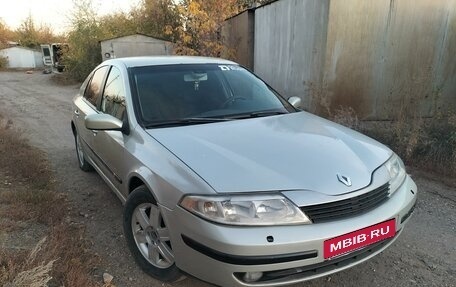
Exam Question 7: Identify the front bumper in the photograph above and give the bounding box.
[162,175,417,287]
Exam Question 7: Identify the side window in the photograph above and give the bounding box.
[84,66,109,107]
[101,66,126,120]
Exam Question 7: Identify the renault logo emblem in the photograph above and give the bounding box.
[337,174,352,187]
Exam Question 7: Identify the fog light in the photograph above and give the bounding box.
[243,271,263,282]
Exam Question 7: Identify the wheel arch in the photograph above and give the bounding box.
[127,169,159,203]
[129,175,146,194]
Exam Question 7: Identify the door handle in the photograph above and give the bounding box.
[74,110,80,117]
[92,130,98,136]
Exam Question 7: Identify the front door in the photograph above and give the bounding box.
[74,66,109,168]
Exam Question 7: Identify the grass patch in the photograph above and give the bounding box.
[0,115,53,190]
[0,116,100,286]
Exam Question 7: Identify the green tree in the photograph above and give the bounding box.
[131,0,181,41]
[99,12,137,39]
[65,0,104,81]
[64,0,248,81]
[14,15,62,48]
[175,0,239,56]
[0,20,14,48]
[15,14,40,48]
[36,24,64,44]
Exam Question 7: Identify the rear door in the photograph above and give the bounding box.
[73,66,109,165]
[91,66,128,193]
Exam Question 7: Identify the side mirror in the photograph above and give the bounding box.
[287,96,302,109]
[85,114,123,131]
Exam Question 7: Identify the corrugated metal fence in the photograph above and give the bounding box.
[249,0,456,119]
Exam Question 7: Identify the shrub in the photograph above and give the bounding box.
[331,108,456,177]
[64,0,103,82]
[413,115,456,174]
[0,56,8,68]
[332,106,360,130]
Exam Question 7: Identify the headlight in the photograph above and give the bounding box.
[384,153,406,194]
[180,194,311,226]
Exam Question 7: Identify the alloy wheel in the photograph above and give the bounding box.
[131,203,174,269]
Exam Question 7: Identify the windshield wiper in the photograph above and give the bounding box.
[145,117,232,128]
[228,110,288,119]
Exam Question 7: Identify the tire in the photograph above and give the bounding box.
[123,186,181,282]
[74,132,93,172]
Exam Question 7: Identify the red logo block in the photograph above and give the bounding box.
[324,219,396,259]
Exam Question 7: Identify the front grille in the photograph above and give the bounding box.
[300,183,390,223]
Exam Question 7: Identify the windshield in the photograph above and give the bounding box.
[130,64,296,126]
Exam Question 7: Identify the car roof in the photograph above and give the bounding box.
[104,56,238,68]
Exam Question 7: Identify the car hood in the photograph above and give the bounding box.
[147,112,392,195]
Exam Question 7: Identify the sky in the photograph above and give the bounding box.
[0,0,141,33]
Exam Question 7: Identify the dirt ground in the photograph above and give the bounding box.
[0,71,454,287]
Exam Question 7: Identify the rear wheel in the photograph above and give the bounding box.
[124,186,181,282]
[74,132,93,172]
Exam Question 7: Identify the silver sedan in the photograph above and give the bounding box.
[71,56,417,286]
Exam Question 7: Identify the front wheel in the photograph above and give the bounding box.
[123,186,181,282]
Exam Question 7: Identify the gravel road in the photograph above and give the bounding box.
[0,71,454,287]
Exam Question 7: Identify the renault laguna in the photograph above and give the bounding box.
[71,56,417,286]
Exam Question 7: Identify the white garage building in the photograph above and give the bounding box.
[0,46,44,68]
